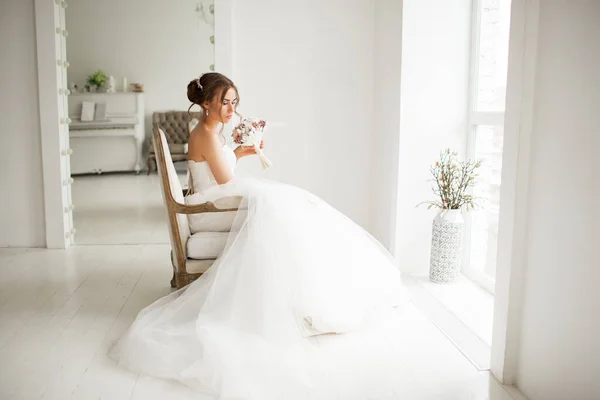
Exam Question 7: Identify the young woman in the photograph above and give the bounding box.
[111,73,413,400]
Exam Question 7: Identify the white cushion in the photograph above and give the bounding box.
[186,259,215,274]
[187,231,229,259]
[155,129,191,260]
[188,211,238,233]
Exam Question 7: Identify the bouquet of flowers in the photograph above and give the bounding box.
[232,117,272,169]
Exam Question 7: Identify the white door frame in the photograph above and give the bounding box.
[36,0,235,249]
[35,0,71,249]
[490,0,539,385]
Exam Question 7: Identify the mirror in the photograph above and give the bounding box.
[65,0,215,245]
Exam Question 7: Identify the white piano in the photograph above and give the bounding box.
[68,92,145,175]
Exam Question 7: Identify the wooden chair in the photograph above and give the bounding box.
[152,125,241,289]
[147,111,200,174]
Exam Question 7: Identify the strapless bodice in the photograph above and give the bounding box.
[187,145,237,194]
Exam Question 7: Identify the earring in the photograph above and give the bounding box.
[205,109,209,117]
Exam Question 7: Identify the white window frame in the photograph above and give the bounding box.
[462,0,510,294]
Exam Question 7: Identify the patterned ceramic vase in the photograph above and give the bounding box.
[429,209,464,283]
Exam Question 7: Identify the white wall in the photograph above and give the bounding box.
[370,0,403,250]
[514,1,600,399]
[392,0,472,272]
[0,0,46,247]
[65,0,214,144]
[230,0,375,229]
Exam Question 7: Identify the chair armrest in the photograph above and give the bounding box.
[172,196,245,214]
[213,196,244,209]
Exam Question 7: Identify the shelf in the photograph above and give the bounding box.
[69,116,138,130]
[70,129,137,138]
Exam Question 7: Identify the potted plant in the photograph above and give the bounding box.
[86,70,107,92]
[421,149,482,283]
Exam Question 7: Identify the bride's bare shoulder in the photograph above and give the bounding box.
[188,127,221,161]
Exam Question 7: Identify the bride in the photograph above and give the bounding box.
[110,73,413,399]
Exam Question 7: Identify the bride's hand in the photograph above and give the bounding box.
[235,141,264,159]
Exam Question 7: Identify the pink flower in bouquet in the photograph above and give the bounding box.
[233,118,266,144]
[231,117,271,169]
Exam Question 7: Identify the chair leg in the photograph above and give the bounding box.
[147,156,155,175]
[170,271,177,288]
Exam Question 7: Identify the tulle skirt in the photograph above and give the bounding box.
[109,178,413,399]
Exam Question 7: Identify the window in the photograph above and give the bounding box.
[463,0,512,292]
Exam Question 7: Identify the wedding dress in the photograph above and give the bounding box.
[110,145,418,399]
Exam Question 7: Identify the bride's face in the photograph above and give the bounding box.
[206,87,238,124]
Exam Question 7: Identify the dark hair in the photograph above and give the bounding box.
[187,72,239,114]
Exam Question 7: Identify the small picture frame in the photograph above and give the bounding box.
[95,102,107,121]
[80,101,95,122]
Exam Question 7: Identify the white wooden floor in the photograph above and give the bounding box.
[71,173,186,245]
[0,244,525,400]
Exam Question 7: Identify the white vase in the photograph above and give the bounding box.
[429,209,464,283]
[106,75,116,93]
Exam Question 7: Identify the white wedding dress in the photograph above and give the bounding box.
[110,146,419,399]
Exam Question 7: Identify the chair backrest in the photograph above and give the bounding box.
[152,111,200,146]
[153,125,191,272]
